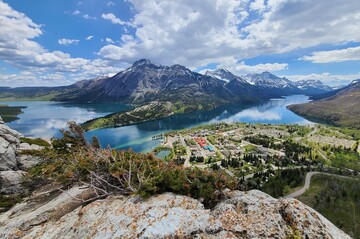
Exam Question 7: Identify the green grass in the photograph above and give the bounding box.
[244,144,257,152]
[297,174,360,239]
[20,137,51,147]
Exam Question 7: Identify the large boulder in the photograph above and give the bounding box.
[0,117,41,195]
[0,116,22,171]
[0,170,27,194]
[0,189,351,239]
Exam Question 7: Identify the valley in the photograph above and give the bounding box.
[154,122,360,176]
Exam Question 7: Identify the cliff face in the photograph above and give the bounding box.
[0,187,351,239]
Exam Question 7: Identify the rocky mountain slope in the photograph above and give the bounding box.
[0,187,351,239]
[293,79,333,94]
[0,60,333,106]
[53,59,255,107]
[288,80,360,129]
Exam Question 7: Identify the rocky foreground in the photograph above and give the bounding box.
[0,117,352,239]
[0,187,351,239]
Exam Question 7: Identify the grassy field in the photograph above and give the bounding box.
[0,105,26,122]
[297,174,360,239]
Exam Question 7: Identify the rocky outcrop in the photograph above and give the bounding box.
[0,170,27,194]
[0,116,23,171]
[0,117,40,195]
[0,188,351,239]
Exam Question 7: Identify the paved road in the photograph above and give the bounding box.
[285,172,320,198]
[285,171,359,198]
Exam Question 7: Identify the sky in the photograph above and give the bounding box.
[0,0,360,87]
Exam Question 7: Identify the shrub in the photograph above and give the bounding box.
[27,122,238,208]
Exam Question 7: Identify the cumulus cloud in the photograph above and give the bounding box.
[98,0,360,69]
[301,46,360,63]
[250,0,266,12]
[218,60,288,74]
[105,37,115,44]
[0,2,125,86]
[58,38,80,46]
[2,0,360,87]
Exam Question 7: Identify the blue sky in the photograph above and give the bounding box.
[0,0,360,87]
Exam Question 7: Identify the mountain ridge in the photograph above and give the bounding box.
[1,59,333,105]
[288,80,360,129]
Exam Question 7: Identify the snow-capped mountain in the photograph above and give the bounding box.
[242,72,296,89]
[293,79,333,93]
[205,69,248,84]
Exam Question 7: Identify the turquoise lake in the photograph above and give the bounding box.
[2,95,313,152]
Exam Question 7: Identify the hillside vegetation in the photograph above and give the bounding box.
[288,82,360,129]
[297,174,360,239]
[25,122,238,208]
[0,105,26,122]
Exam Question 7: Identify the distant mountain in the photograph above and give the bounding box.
[53,59,265,109]
[0,59,333,109]
[288,80,360,129]
[243,71,294,88]
[293,79,333,95]
[205,69,247,84]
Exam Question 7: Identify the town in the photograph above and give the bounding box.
[153,122,360,192]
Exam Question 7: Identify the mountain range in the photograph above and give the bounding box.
[0,59,333,107]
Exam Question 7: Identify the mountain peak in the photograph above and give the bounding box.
[351,79,360,85]
[132,59,155,67]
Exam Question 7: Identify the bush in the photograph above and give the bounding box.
[27,122,238,208]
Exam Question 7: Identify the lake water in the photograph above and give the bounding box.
[2,95,313,152]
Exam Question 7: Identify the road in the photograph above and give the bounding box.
[179,135,192,167]
[285,171,359,198]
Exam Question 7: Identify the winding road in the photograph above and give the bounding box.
[285,171,359,198]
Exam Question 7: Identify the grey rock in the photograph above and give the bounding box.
[0,189,351,239]
[0,170,26,194]
[0,120,22,171]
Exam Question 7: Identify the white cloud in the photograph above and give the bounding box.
[301,46,360,63]
[284,73,360,87]
[2,0,360,87]
[82,14,96,20]
[85,35,94,40]
[101,13,133,26]
[250,0,266,12]
[107,1,116,7]
[218,60,288,74]
[72,10,81,15]
[98,0,360,69]
[0,2,126,87]
[105,37,115,44]
[58,38,80,46]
